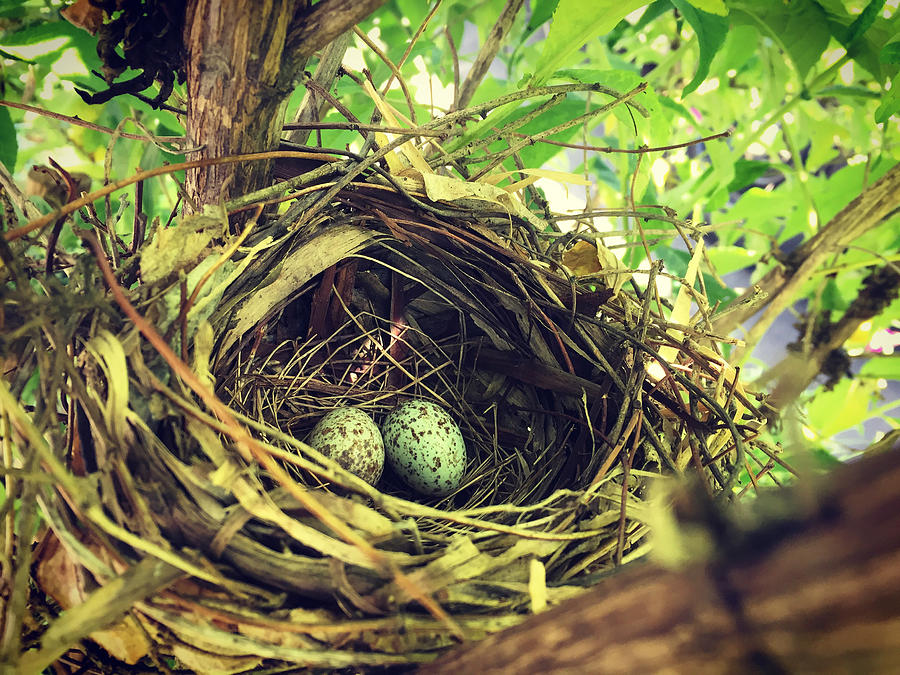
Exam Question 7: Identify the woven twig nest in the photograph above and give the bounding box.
[18,149,765,671]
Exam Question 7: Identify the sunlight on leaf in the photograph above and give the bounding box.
[531,0,649,86]
[684,0,728,15]
[672,0,728,96]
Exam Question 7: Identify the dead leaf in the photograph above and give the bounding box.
[61,0,104,35]
[34,532,151,664]
[562,240,602,276]
[140,205,227,284]
[562,240,632,295]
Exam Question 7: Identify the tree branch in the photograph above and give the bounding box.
[714,163,900,359]
[286,0,388,66]
[421,445,900,673]
[285,31,353,145]
[455,0,526,110]
[765,263,900,411]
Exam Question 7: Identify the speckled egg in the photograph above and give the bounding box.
[381,400,466,497]
[308,408,384,485]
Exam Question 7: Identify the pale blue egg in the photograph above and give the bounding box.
[382,400,466,497]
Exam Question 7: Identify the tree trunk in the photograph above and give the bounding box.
[183,0,302,211]
[181,0,387,211]
[421,444,900,674]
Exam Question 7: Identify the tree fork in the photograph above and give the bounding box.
[181,0,386,212]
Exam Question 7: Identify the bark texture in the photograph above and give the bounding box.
[421,444,900,674]
[182,0,386,211]
[183,0,301,210]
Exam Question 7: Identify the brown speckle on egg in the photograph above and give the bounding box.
[308,408,384,485]
[381,400,466,497]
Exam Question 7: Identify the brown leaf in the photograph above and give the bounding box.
[34,532,151,664]
[61,0,104,35]
[562,240,602,276]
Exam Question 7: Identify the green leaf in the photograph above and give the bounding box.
[554,68,677,146]
[815,0,896,80]
[731,1,830,80]
[841,0,885,48]
[806,378,876,437]
[684,0,727,16]
[527,0,560,33]
[655,247,690,278]
[716,23,759,77]
[0,0,29,19]
[860,357,900,380]
[554,68,662,120]
[705,245,758,275]
[655,248,737,305]
[821,277,850,312]
[629,0,674,34]
[0,47,35,63]
[0,20,67,46]
[882,40,900,64]
[671,0,728,95]
[0,107,16,172]
[705,132,736,191]
[531,0,650,86]
[555,68,643,88]
[589,156,621,191]
[726,159,773,192]
[875,72,900,124]
[815,84,882,100]
[509,97,594,167]
[810,447,844,469]
[702,273,738,307]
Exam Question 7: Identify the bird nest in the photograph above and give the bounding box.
[10,139,768,673]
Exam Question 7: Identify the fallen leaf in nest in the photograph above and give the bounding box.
[35,532,151,664]
[562,240,632,295]
[562,240,602,276]
[25,166,91,209]
[421,173,547,231]
[140,205,227,284]
[650,237,705,381]
[482,168,592,195]
[363,80,431,176]
[218,224,375,358]
[170,642,262,674]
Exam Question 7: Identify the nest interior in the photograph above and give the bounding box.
[224,205,632,511]
[11,144,767,672]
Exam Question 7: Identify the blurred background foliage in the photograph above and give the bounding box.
[1,0,898,484]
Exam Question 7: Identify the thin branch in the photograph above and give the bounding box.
[445,26,460,105]
[455,0,525,110]
[286,30,353,146]
[353,26,418,123]
[766,264,900,411]
[470,84,648,179]
[510,128,733,154]
[0,100,184,145]
[283,121,443,136]
[286,0,389,65]
[717,163,900,359]
[381,0,443,94]
[6,150,340,242]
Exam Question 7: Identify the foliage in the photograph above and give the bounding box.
[1,0,898,482]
